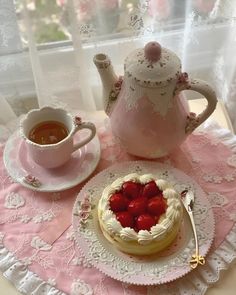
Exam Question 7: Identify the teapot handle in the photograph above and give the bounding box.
[178,78,218,133]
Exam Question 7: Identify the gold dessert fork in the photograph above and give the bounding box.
[181,190,205,269]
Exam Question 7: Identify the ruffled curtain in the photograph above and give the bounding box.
[0,0,236,129]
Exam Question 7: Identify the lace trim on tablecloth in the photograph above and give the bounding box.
[0,234,65,295]
[0,118,236,295]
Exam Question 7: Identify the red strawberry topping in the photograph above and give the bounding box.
[128,197,147,216]
[142,181,162,199]
[108,179,167,231]
[154,215,161,223]
[109,193,129,212]
[116,212,134,228]
[147,196,167,216]
[122,181,142,199]
[136,214,156,231]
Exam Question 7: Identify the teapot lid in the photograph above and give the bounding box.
[124,41,181,87]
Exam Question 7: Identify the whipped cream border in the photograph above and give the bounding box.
[98,173,183,245]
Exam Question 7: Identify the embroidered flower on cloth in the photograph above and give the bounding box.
[31,236,52,251]
[203,174,223,184]
[71,257,92,268]
[213,207,230,223]
[32,215,43,223]
[213,176,223,184]
[208,192,229,207]
[203,174,213,182]
[210,137,221,146]
[71,279,93,295]
[42,211,54,222]
[191,156,200,163]
[203,172,236,183]
[66,229,76,241]
[20,215,31,223]
[4,192,25,209]
[28,211,54,223]
[229,212,236,222]
[225,174,235,182]
[207,192,228,207]
[227,154,236,168]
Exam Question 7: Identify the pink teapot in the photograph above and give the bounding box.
[94,41,217,158]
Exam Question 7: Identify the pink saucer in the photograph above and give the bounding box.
[3,130,101,192]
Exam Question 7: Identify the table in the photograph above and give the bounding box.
[0,98,235,295]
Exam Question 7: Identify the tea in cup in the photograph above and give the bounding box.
[28,120,69,145]
[20,106,96,168]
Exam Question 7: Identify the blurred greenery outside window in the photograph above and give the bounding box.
[15,0,218,47]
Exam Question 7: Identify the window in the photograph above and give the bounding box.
[1,0,236,114]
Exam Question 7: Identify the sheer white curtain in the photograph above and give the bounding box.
[0,0,21,124]
[1,0,236,129]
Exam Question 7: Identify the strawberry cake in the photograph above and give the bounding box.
[98,173,183,255]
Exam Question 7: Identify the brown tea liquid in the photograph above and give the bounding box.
[29,121,68,145]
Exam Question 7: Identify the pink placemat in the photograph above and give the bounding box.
[1,119,236,295]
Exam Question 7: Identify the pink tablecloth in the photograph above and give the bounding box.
[0,119,236,295]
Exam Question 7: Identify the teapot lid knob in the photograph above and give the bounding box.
[144,41,161,62]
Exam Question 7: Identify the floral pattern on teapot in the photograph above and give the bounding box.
[94,41,217,159]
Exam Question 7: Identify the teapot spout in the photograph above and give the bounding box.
[93,53,119,116]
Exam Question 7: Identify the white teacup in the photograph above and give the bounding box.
[20,106,96,169]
